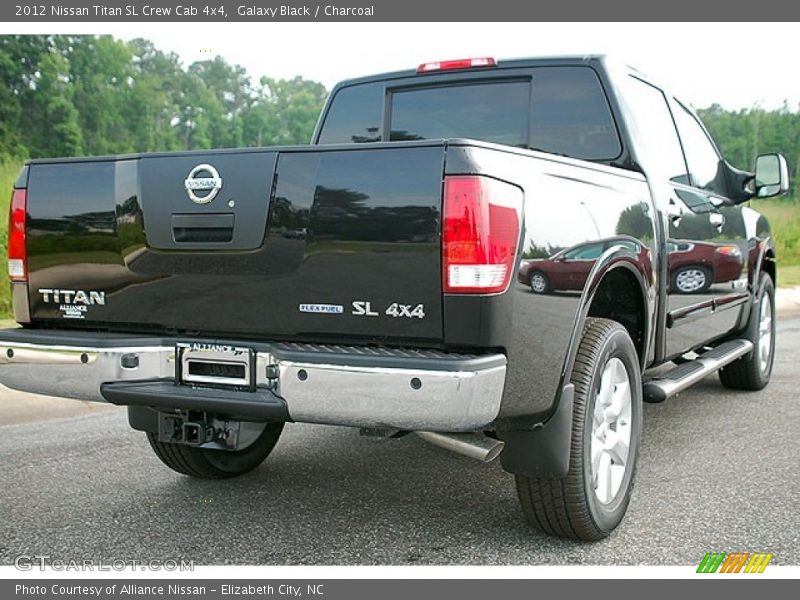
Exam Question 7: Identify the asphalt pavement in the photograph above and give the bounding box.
[0,320,798,566]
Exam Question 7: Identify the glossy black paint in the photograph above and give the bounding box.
[139,152,278,251]
[442,142,658,424]
[24,144,445,343]
[15,56,777,456]
[609,61,775,364]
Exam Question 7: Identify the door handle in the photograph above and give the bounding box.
[709,212,725,232]
[667,198,684,226]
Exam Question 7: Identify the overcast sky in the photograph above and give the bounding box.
[12,22,800,110]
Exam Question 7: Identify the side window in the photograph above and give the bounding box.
[529,67,622,160]
[671,101,726,196]
[564,243,604,260]
[667,241,693,253]
[616,239,641,253]
[317,83,383,144]
[622,76,688,185]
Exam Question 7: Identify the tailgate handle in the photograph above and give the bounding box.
[171,213,234,229]
[171,213,234,243]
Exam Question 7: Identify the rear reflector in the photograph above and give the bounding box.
[7,188,27,282]
[442,176,522,294]
[417,57,497,74]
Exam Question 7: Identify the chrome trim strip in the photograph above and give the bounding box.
[0,341,175,402]
[713,292,750,313]
[0,339,506,431]
[278,360,506,431]
[178,343,253,388]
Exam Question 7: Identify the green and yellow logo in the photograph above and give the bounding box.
[697,552,773,573]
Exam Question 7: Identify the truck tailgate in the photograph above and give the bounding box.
[23,144,445,344]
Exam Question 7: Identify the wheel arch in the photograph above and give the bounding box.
[586,266,649,366]
[751,236,776,287]
[563,249,652,380]
[761,247,777,287]
[496,244,653,480]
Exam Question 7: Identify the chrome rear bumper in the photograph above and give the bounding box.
[0,331,506,431]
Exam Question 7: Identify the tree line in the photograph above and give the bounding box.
[699,103,800,194]
[0,35,327,161]
[1,34,800,200]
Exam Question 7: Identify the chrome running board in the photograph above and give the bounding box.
[643,339,753,403]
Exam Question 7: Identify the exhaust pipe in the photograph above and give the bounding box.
[415,431,504,463]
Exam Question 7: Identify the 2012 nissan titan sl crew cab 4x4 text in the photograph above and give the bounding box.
[0,56,787,540]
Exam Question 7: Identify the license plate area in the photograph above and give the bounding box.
[177,343,255,390]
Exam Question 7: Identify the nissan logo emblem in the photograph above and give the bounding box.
[184,163,222,204]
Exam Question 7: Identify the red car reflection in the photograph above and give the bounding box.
[667,240,742,293]
[518,239,742,294]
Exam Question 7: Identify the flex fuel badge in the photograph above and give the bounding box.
[39,288,106,320]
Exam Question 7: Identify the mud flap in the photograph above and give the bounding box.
[497,384,574,478]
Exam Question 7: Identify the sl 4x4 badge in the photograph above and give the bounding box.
[352,301,425,319]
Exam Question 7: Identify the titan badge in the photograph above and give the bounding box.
[38,288,106,320]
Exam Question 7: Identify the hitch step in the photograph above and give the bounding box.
[101,379,289,421]
[643,339,753,403]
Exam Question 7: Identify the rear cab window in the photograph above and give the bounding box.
[317,82,383,144]
[317,66,622,163]
[389,80,530,147]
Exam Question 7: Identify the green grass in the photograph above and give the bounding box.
[757,198,800,273]
[778,264,800,287]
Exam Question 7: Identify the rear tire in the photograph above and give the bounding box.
[719,273,775,390]
[147,422,284,479]
[515,318,643,540]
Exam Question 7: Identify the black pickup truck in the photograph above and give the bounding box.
[1,56,787,540]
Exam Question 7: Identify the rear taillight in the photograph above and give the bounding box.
[442,176,522,294]
[417,57,497,74]
[8,188,27,282]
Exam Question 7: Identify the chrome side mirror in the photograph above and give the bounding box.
[754,153,790,198]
